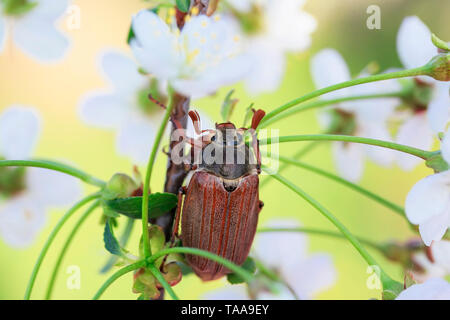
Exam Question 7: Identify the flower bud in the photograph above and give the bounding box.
[426,53,450,82]
[103,173,138,201]
[425,152,450,173]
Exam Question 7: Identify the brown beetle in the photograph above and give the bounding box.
[171,108,265,281]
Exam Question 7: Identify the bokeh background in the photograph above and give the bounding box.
[0,0,448,300]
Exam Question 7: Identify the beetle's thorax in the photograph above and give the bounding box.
[193,122,257,181]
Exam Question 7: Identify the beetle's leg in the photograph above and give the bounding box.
[258,200,264,213]
[171,186,187,241]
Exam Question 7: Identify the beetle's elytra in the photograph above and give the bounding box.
[172,109,265,281]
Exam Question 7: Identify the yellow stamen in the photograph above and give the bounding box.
[187,49,200,63]
[191,7,199,16]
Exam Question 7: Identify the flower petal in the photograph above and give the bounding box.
[173,15,250,97]
[332,142,364,183]
[226,0,253,13]
[287,253,336,299]
[100,51,147,94]
[0,106,40,160]
[358,121,395,167]
[0,196,46,248]
[419,211,450,246]
[253,219,307,273]
[13,16,69,62]
[396,278,450,300]
[203,283,249,300]
[432,240,450,273]
[79,92,127,129]
[265,0,316,51]
[441,128,450,165]
[411,252,447,283]
[405,170,450,226]
[396,113,434,171]
[243,39,285,95]
[26,167,82,208]
[130,10,179,80]
[396,16,436,69]
[0,16,6,52]
[32,0,69,19]
[310,49,351,99]
[116,117,158,164]
[427,83,450,134]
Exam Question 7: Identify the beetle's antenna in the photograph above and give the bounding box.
[188,110,202,135]
[250,109,265,130]
[249,109,265,173]
[148,94,167,109]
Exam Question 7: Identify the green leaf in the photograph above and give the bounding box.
[227,257,256,284]
[220,90,239,122]
[176,0,190,12]
[104,192,178,220]
[103,219,123,256]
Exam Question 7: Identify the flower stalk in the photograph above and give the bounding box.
[259,65,433,126]
[264,169,402,295]
[260,134,435,160]
[141,87,176,259]
[0,159,106,188]
[24,194,101,300]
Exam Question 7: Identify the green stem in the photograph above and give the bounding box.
[276,155,404,216]
[264,169,398,289]
[260,141,320,189]
[92,260,147,300]
[0,159,106,188]
[147,247,254,284]
[45,200,100,300]
[257,227,385,252]
[260,65,432,125]
[147,264,179,300]
[260,91,407,129]
[142,87,176,258]
[260,134,434,160]
[24,193,101,300]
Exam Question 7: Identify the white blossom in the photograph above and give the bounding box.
[395,16,450,170]
[412,240,450,282]
[396,278,450,300]
[228,0,317,94]
[405,129,450,246]
[205,220,336,300]
[130,10,250,98]
[0,0,70,62]
[311,49,400,182]
[0,106,81,247]
[80,50,213,164]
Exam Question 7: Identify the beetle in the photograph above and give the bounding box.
[170,108,266,281]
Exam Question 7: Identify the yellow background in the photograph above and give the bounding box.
[0,0,448,299]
